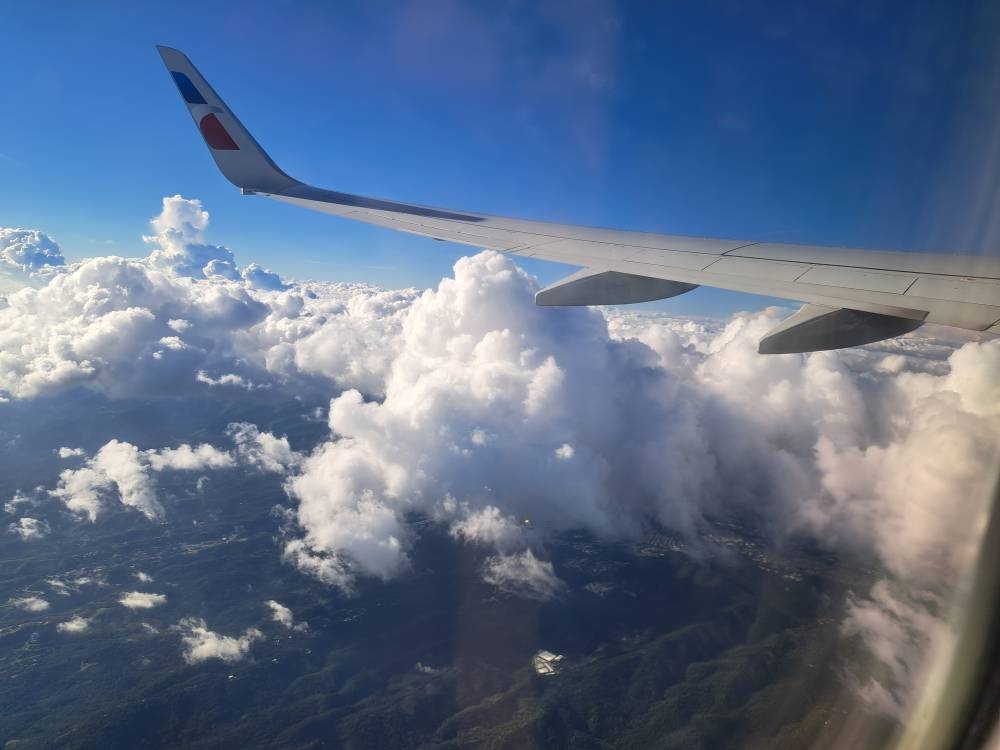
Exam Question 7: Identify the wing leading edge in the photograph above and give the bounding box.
[155,46,1000,353]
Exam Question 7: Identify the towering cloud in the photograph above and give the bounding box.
[278,252,999,602]
[0,228,65,291]
[144,195,238,280]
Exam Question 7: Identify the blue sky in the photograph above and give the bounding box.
[2,1,997,317]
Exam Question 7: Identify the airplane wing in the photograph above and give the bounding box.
[156,46,1000,354]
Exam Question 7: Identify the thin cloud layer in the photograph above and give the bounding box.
[10,596,49,612]
[8,516,49,540]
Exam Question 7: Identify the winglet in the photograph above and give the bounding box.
[156,46,299,194]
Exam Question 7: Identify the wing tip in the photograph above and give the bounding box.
[155,45,189,67]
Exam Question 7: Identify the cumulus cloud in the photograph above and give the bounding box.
[50,437,239,521]
[52,440,163,521]
[267,253,998,614]
[134,571,154,583]
[57,616,91,634]
[8,517,49,540]
[175,617,263,664]
[0,199,267,398]
[448,504,524,549]
[228,422,300,473]
[482,550,564,601]
[145,443,234,472]
[265,600,308,631]
[0,228,65,291]
[281,253,654,589]
[10,596,49,612]
[266,250,997,720]
[144,195,236,280]
[241,263,287,291]
[119,591,167,609]
[3,196,997,720]
[0,197,428,402]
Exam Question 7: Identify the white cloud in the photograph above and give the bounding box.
[58,447,85,458]
[554,443,574,460]
[840,581,954,719]
[175,617,263,664]
[47,573,101,596]
[449,505,523,549]
[271,253,999,618]
[8,517,49,540]
[4,489,39,513]
[0,198,418,401]
[56,616,91,633]
[52,439,162,521]
[145,443,234,472]
[134,571,154,583]
[3,197,997,721]
[228,422,300,473]
[268,250,998,720]
[0,201,271,399]
[265,600,308,631]
[10,596,49,612]
[50,438,238,521]
[195,371,254,389]
[119,591,167,609]
[242,263,286,291]
[0,228,64,291]
[482,550,564,601]
[144,195,237,280]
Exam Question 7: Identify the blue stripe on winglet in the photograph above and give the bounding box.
[170,71,206,104]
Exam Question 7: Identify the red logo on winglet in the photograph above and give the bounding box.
[199,114,239,150]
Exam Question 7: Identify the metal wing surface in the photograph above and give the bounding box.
[156,46,1000,353]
